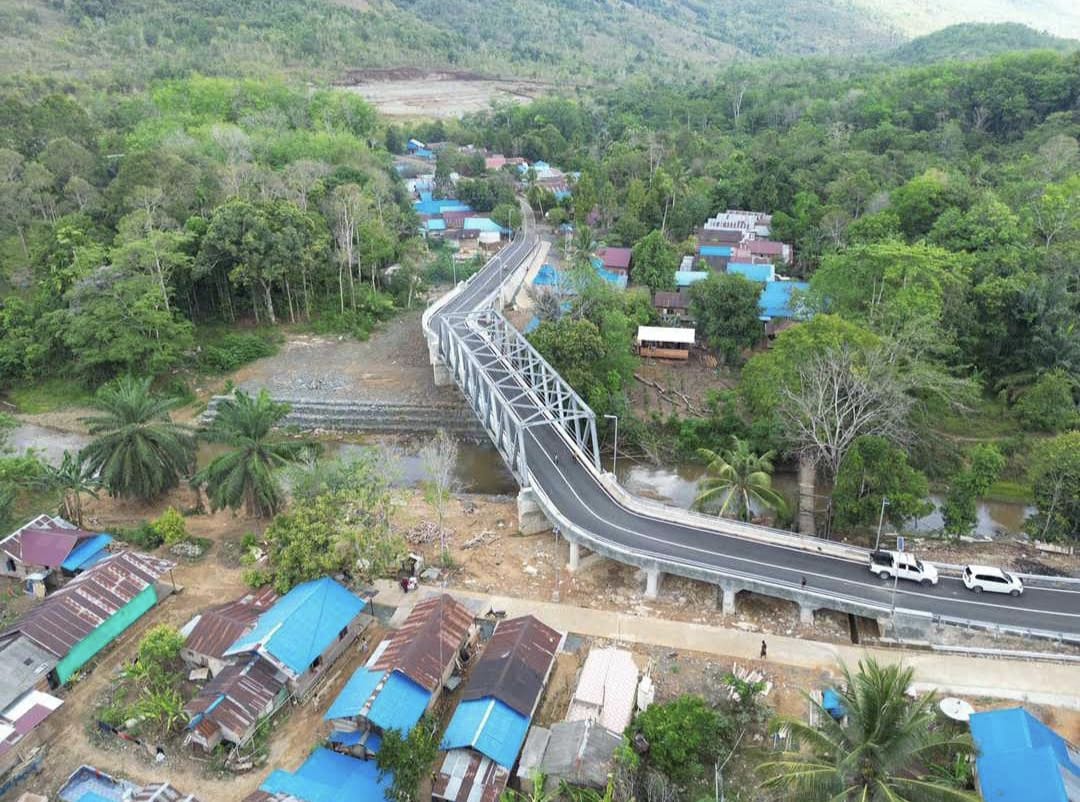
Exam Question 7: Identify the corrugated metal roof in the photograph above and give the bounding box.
[185,588,277,662]
[61,534,113,572]
[442,698,530,768]
[2,551,174,659]
[374,594,473,692]
[368,671,430,732]
[698,245,733,257]
[637,326,695,346]
[260,748,391,802]
[727,262,775,283]
[186,653,283,739]
[434,749,510,802]
[566,647,638,734]
[225,578,365,675]
[597,247,632,270]
[674,271,709,288]
[535,719,621,789]
[652,291,689,310]
[324,667,384,721]
[0,634,57,706]
[970,708,1078,802]
[461,615,561,718]
[19,529,79,567]
[1,515,75,562]
[758,281,809,321]
[747,239,787,256]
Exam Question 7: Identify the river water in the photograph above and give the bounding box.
[10,423,1030,536]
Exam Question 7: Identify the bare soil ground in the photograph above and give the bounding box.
[338,69,549,119]
[628,352,738,420]
[231,308,449,405]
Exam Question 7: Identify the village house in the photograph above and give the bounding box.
[180,587,278,676]
[434,615,563,802]
[249,746,391,802]
[517,647,639,793]
[184,653,287,753]
[58,765,203,802]
[652,290,693,325]
[595,246,632,275]
[636,325,695,361]
[0,551,174,770]
[1,514,113,596]
[325,594,476,756]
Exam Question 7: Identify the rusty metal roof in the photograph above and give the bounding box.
[184,588,278,661]
[2,551,174,658]
[374,594,474,692]
[434,749,510,802]
[185,653,284,739]
[461,615,561,718]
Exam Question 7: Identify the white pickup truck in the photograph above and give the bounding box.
[868,550,939,586]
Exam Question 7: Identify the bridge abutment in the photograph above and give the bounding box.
[517,488,551,535]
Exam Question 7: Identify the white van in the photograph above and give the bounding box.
[962,565,1024,596]
[868,550,939,586]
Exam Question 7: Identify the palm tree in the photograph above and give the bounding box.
[759,659,978,802]
[694,438,787,521]
[80,376,196,501]
[35,450,100,527]
[193,389,310,517]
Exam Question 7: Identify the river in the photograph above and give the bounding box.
[9,423,1030,536]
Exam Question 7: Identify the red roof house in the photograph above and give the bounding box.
[596,247,632,273]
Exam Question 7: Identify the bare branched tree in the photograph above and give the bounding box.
[420,429,460,559]
[778,345,913,481]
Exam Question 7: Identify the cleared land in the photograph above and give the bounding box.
[339,68,549,119]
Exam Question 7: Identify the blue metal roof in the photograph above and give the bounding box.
[699,245,732,257]
[970,708,1079,802]
[759,281,809,321]
[441,698,530,768]
[325,668,385,721]
[414,193,472,216]
[368,671,431,733]
[62,534,113,571]
[463,217,504,233]
[727,262,775,282]
[425,219,447,231]
[225,578,365,675]
[595,264,628,289]
[261,747,392,802]
[674,271,709,288]
[328,729,364,746]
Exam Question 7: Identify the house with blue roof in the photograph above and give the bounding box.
[224,577,368,698]
[414,192,473,217]
[256,747,391,802]
[434,615,563,802]
[325,594,475,757]
[674,271,709,288]
[970,708,1080,802]
[726,262,776,283]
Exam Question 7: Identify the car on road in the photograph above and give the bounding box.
[963,565,1024,596]
[869,550,939,586]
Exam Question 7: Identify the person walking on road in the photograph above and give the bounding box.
[760,640,768,659]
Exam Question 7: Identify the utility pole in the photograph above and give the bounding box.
[874,496,890,551]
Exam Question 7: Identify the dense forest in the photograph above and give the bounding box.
[0,76,419,388]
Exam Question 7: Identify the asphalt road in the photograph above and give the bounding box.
[431,212,1080,640]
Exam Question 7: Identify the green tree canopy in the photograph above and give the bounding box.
[80,376,196,501]
[1013,369,1078,432]
[760,659,977,802]
[833,435,932,531]
[629,230,678,291]
[688,272,763,363]
[632,695,733,785]
[194,389,310,518]
[1026,431,1080,542]
[942,444,1006,539]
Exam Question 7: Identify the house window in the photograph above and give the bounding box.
[5,558,14,573]
[310,655,322,671]
[338,626,348,641]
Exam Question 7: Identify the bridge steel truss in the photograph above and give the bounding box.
[435,308,600,487]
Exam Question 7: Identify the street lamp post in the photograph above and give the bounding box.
[874,496,890,551]
[603,414,619,475]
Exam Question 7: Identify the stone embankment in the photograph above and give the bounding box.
[200,396,486,436]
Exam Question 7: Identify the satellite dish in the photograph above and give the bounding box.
[939,697,975,722]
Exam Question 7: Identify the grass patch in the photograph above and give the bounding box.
[195,328,282,373]
[5,377,93,413]
[985,479,1033,504]
[934,396,1015,439]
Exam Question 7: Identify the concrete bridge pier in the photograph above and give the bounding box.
[717,584,738,616]
[517,488,551,536]
[644,567,663,599]
[800,605,816,626]
[432,363,453,387]
[568,541,580,571]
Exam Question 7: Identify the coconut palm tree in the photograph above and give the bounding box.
[80,376,196,501]
[35,450,100,527]
[193,389,310,517]
[694,438,787,521]
[759,659,978,802]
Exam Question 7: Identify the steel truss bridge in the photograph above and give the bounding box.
[423,207,1080,644]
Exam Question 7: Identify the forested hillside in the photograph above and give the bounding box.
[888,23,1078,64]
[3,0,1077,86]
